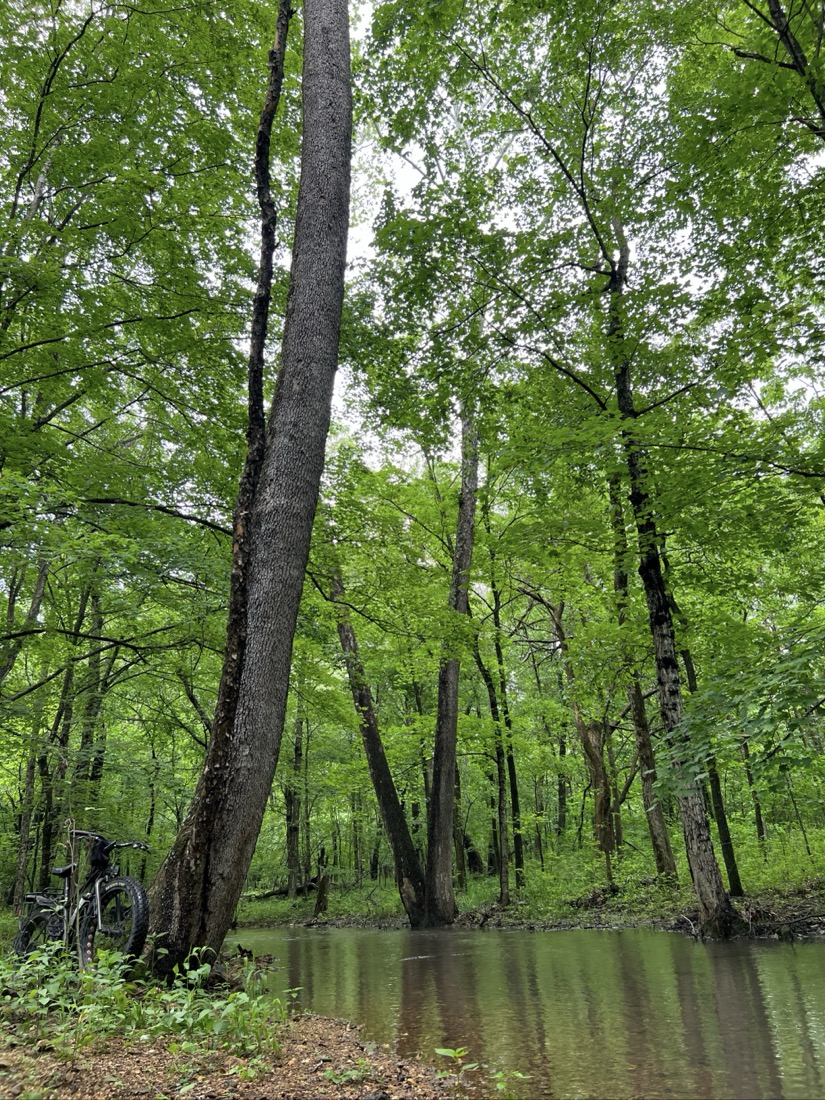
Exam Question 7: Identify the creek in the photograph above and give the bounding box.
[236,926,825,1098]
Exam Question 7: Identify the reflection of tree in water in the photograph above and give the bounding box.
[250,928,825,1098]
[672,936,723,1098]
[397,933,485,1060]
[754,946,825,1097]
[515,939,554,1095]
[785,963,825,1095]
[709,944,783,1099]
[616,934,669,1098]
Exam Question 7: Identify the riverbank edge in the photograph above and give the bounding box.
[236,883,825,942]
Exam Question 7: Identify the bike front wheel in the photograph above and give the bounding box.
[13,907,64,957]
[79,876,149,966]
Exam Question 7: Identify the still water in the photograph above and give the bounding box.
[237,926,825,1098]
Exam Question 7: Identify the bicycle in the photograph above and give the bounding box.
[14,829,150,967]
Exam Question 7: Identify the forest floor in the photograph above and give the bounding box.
[0,1012,459,1100]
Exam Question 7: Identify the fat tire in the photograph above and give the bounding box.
[79,876,149,967]
[13,908,59,956]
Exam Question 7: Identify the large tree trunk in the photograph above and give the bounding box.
[608,220,737,937]
[147,0,350,969]
[329,566,426,925]
[424,405,479,925]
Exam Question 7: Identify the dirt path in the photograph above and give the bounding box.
[0,1013,460,1100]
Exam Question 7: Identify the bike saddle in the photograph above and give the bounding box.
[51,864,76,878]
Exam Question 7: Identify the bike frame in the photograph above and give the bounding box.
[21,830,148,943]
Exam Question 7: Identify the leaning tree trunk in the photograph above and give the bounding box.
[328,564,426,925]
[608,218,737,937]
[425,404,479,925]
[147,0,350,969]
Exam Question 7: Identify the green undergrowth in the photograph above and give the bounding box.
[236,824,825,930]
[0,945,285,1064]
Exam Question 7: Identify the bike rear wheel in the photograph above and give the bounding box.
[79,876,149,966]
[13,908,64,956]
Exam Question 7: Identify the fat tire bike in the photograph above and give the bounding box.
[14,830,150,968]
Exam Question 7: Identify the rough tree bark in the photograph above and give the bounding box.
[147,0,350,969]
[424,405,479,925]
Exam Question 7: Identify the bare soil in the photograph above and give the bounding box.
[0,1013,459,1100]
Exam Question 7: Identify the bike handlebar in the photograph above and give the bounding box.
[70,830,150,853]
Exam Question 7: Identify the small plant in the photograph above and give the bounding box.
[0,943,286,1062]
[435,1045,480,1080]
[322,1059,374,1085]
[489,1067,534,1096]
[436,1045,532,1097]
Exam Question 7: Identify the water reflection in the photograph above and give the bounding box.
[236,926,825,1098]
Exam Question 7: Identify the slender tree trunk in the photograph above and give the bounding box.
[425,405,479,925]
[453,765,467,892]
[147,0,350,969]
[627,680,677,876]
[740,735,766,844]
[482,491,525,886]
[487,771,500,875]
[608,474,677,876]
[285,704,303,898]
[13,687,45,910]
[329,567,426,924]
[606,730,624,850]
[0,558,49,687]
[608,223,737,936]
[302,729,312,883]
[37,583,92,887]
[534,779,545,869]
[543,597,615,855]
[495,738,510,906]
[557,729,568,840]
